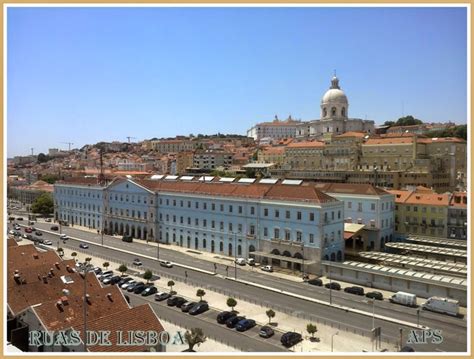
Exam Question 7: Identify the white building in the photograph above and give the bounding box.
[247,116,301,142]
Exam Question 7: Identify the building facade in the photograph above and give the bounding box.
[54,177,346,274]
[447,192,467,240]
[247,117,301,142]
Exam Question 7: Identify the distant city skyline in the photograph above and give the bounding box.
[7,6,468,157]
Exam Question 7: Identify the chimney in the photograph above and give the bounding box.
[56,301,64,312]
[61,296,68,305]
[49,268,55,276]
[33,254,39,259]
[42,276,48,284]
[13,273,21,284]
[55,262,60,269]
[106,293,113,302]
[85,294,91,304]
[66,265,72,273]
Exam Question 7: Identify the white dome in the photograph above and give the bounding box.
[321,88,348,104]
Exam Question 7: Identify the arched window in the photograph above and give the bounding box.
[331,107,336,116]
[219,241,224,252]
[341,107,345,117]
[337,250,342,261]
[330,252,336,261]
[323,108,327,117]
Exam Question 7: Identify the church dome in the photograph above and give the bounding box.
[321,76,348,105]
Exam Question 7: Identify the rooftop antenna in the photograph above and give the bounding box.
[126,136,136,143]
[334,69,337,77]
[31,148,34,156]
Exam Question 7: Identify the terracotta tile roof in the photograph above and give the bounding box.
[287,141,325,148]
[335,131,367,138]
[450,192,467,208]
[364,137,414,145]
[314,183,391,196]
[404,192,450,206]
[386,190,413,203]
[261,147,285,155]
[7,237,18,247]
[417,137,466,144]
[56,177,105,186]
[34,284,129,331]
[7,258,76,288]
[8,245,63,271]
[414,185,435,193]
[265,185,337,203]
[257,119,300,126]
[74,304,165,352]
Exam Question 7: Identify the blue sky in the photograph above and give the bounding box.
[7,6,467,157]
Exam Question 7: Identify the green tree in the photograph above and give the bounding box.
[226,297,237,312]
[266,309,276,324]
[85,257,92,263]
[167,280,175,293]
[395,115,423,126]
[57,247,64,257]
[31,193,54,216]
[196,289,206,302]
[71,252,77,261]
[383,120,395,127]
[37,153,50,163]
[40,173,59,184]
[103,262,110,270]
[143,269,153,284]
[455,124,467,140]
[184,328,207,352]
[306,323,318,339]
[119,264,128,276]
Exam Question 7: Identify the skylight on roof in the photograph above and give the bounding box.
[259,178,278,184]
[282,179,303,186]
[179,176,194,181]
[164,175,178,180]
[150,174,164,180]
[60,275,74,284]
[219,177,235,183]
[198,176,215,182]
[238,178,256,184]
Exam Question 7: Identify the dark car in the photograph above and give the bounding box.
[281,332,302,347]
[93,267,103,275]
[133,283,147,294]
[307,278,323,286]
[16,217,24,221]
[122,234,133,243]
[35,231,42,236]
[79,243,89,249]
[141,286,158,296]
[181,301,197,313]
[366,291,384,301]
[26,234,34,240]
[127,281,145,292]
[325,282,341,290]
[344,286,365,296]
[50,225,59,231]
[259,325,275,338]
[118,277,132,286]
[225,315,246,328]
[400,346,415,352]
[235,319,256,332]
[103,275,122,285]
[155,291,172,301]
[167,296,186,307]
[217,311,237,324]
[189,302,209,316]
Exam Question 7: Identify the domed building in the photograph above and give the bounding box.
[295,75,374,139]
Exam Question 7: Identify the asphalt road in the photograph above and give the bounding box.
[11,219,468,352]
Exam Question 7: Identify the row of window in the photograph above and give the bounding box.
[109,207,150,220]
[347,201,394,211]
[56,189,102,198]
[109,191,153,205]
[57,201,101,212]
[402,206,445,214]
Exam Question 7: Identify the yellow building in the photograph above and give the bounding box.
[257,146,285,166]
[284,140,326,170]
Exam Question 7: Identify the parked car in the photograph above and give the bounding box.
[35,231,42,236]
[325,282,341,290]
[141,286,158,296]
[8,230,15,235]
[121,280,138,290]
[235,258,246,266]
[79,243,89,249]
[14,225,21,231]
[159,260,173,268]
[246,258,256,266]
[93,267,103,275]
[307,278,323,286]
[26,234,34,240]
[235,319,256,332]
[50,225,59,231]
[167,296,186,307]
[389,292,417,307]
[189,302,209,315]
[344,286,365,296]
[133,283,147,294]
[217,311,236,324]
[43,239,53,245]
[225,315,246,328]
[29,221,35,225]
[22,234,28,239]
[400,346,415,352]
[260,265,273,272]
[97,270,114,280]
[281,332,302,347]
[181,301,197,313]
[24,227,33,233]
[421,296,459,316]
[118,277,132,286]
[366,291,384,301]
[122,234,133,242]
[132,258,142,266]
[100,272,114,282]
[259,325,275,338]
[60,234,69,240]
[155,291,172,301]
[45,218,52,222]
[16,217,24,221]
[103,275,121,285]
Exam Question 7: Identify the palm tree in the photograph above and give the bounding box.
[184,328,207,352]
[196,289,206,302]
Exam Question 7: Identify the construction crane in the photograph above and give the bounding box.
[126,136,136,143]
[61,142,74,151]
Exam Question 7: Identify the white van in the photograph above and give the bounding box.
[246,258,255,266]
[422,297,459,316]
[235,258,246,265]
[389,291,417,307]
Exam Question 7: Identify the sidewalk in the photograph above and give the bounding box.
[54,244,398,353]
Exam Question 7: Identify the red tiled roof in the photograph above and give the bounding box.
[287,141,325,148]
[449,192,467,208]
[314,183,391,196]
[417,137,466,144]
[335,132,367,138]
[387,190,412,203]
[365,138,413,145]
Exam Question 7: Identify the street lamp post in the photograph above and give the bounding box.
[234,232,237,280]
[331,331,339,352]
[365,299,375,351]
[301,243,305,280]
[416,309,420,328]
[328,262,333,305]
